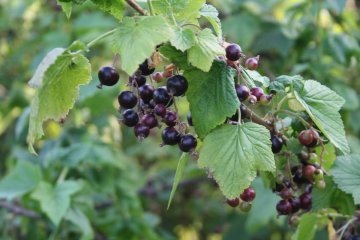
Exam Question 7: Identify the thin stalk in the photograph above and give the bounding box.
[147,0,154,16]
[87,29,117,48]
[276,109,311,128]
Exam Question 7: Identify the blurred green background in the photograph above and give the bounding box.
[0,0,359,239]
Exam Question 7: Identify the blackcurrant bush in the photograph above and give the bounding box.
[276,200,292,215]
[138,84,154,103]
[163,111,177,127]
[279,188,292,200]
[302,165,316,181]
[187,112,193,126]
[299,192,312,210]
[226,198,240,207]
[154,104,167,117]
[250,87,264,101]
[240,187,256,202]
[235,84,250,101]
[130,75,146,87]
[122,109,139,127]
[225,44,242,61]
[118,91,137,109]
[179,134,197,152]
[139,60,155,76]
[245,56,259,70]
[98,66,119,87]
[289,198,301,213]
[271,135,284,153]
[141,114,158,129]
[166,75,188,96]
[134,124,150,139]
[298,129,319,147]
[162,127,180,145]
[153,87,172,106]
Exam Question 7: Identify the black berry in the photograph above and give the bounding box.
[166,75,188,96]
[271,135,284,153]
[226,198,240,207]
[134,124,150,139]
[122,109,139,127]
[240,187,256,202]
[235,84,250,101]
[139,60,155,76]
[163,111,177,127]
[98,66,119,87]
[250,87,264,101]
[162,127,180,145]
[141,114,158,129]
[138,84,154,103]
[118,91,137,109]
[153,87,172,106]
[179,134,197,152]
[187,113,193,126]
[130,75,146,87]
[299,192,312,210]
[154,104,166,117]
[279,188,292,200]
[245,57,259,70]
[276,200,292,215]
[225,44,242,61]
[289,198,301,213]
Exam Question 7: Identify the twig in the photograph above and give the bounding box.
[0,200,40,219]
[125,0,147,15]
[241,104,273,130]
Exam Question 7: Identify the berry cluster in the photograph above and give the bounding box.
[226,187,256,212]
[97,60,198,153]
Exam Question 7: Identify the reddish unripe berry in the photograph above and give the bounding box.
[245,56,259,70]
[279,188,292,200]
[276,200,292,215]
[226,198,240,207]
[302,165,316,182]
[235,84,250,101]
[152,72,164,82]
[240,187,256,202]
[250,87,264,101]
[298,129,319,147]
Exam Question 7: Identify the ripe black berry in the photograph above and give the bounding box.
[118,91,137,109]
[163,111,177,127]
[299,192,312,210]
[298,129,319,147]
[240,187,256,202]
[130,75,146,87]
[289,198,301,213]
[179,134,197,152]
[187,113,193,126]
[162,127,180,145]
[154,104,166,117]
[153,87,172,106]
[225,44,242,61]
[139,60,155,76]
[279,188,292,200]
[134,124,150,139]
[166,75,188,96]
[250,87,264,101]
[138,84,154,103]
[226,198,240,207]
[245,57,259,70]
[98,66,119,87]
[141,114,158,129]
[271,135,284,153]
[276,200,292,215]
[122,109,139,127]
[235,84,250,101]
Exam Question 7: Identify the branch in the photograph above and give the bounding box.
[126,0,147,16]
[241,104,273,130]
[0,200,40,219]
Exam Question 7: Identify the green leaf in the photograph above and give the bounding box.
[58,1,72,18]
[91,0,125,20]
[292,213,327,240]
[184,60,239,137]
[312,176,355,215]
[65,208,94,240]
[198,123,275,199]
[331,154,360,204]
[112,16,174,75]
[27,50,92,154]
[31,180,83,226]
[200,4,222,37]
[294,80,350,154]
[170,27,196,52]
[268,75,304,94]
[0,161,42,199]
[187,29,225,72]
[158,44,190,70]
[167,153,189,209]
[243,70,270,88]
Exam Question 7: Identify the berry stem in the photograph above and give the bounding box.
[241,104,273,130]
[147,0,154,16]
[56,167,69,184]
[276,109,311,128]
[125,0,147,15]
[87,28,117,48]
[275,95,288,113]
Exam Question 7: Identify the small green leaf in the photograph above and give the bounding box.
[112,16,174,75]
[198,123,275,199]
[187,28,225,72]
[158,44,190,70]
[268,75,304,94]
[243,70,270,88]
[0,161,42,199]
[331,154,360,204]
[200,4,222,37]
[167,153,189,209]
[294,80,350,154]
[58,1,72,18]
[184,60,239,137]
[65,208,94,240]
[91,0,125,20]
[31,180,83,226]
[292,213,327,240]
[170,27,196,52]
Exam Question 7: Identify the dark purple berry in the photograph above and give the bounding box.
[154,104,166,117]
[250,87,264,101]
[98,66,119,87]
[235,84,250,101]
[166,75,188,96]
[134,124,150,139]
[226,198,240,207]
[163,111,177,127]
[187,113,193,126]
[130,75,146,87]
[271,135,284,154]
[279,188,292,200]
[299,192,312,210]
[153,87,172,106]
[245,57,259,70]
[122,109,139,127]
[162,127,180,145]
[118,91,137,109]
[139,60,155,76]
[289,198,301,213]
[179,134,197,152]
[225,44,242,61]
[240,187,256,202]
[138,84,154,103]
[276,200,292,215]
[141,114,158,129]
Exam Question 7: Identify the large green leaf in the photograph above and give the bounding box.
[0,161,42,199]
[170,27,196,52]
[294,80,349,154]
[112,16,174,75]
[65,208,94,240]
[27,47,91,154]
[291,213,327,240]
[158,44,190,70]
[31,180,83,225]
[187,28,225,72]
[91,0,125,20]
[330,154,360,204]
[184,60,239,137]
[200,4,222,37]
[198,123,275,199]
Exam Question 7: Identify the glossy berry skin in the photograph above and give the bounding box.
[138,84,154,103]
[187,113,193,126]
[162,127,180,145]
[166,75,188,96]
[298,129,319,147]
[130,75,146,87]
[271,135,284,153]
[250,87,264,101]
[163,111,177,127]
[139,60,155,76]
[153,87,172,106]
[179,134,197,152]
[118,91,137,109]
[98,66,119,86]
[299,192,312,210]
[245,57,259,70]
[122,109,139,127]
[290,198,301,213]
[303,165,316,181]
[226,44,242,61]
[134,124,150,139]
[141,114,158,129]
[240,187,256,202]
[226,198,240,207]
[276,200,292,215]
[235,84,250,101]
[279,188,292,200]
[154,104,167,117]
